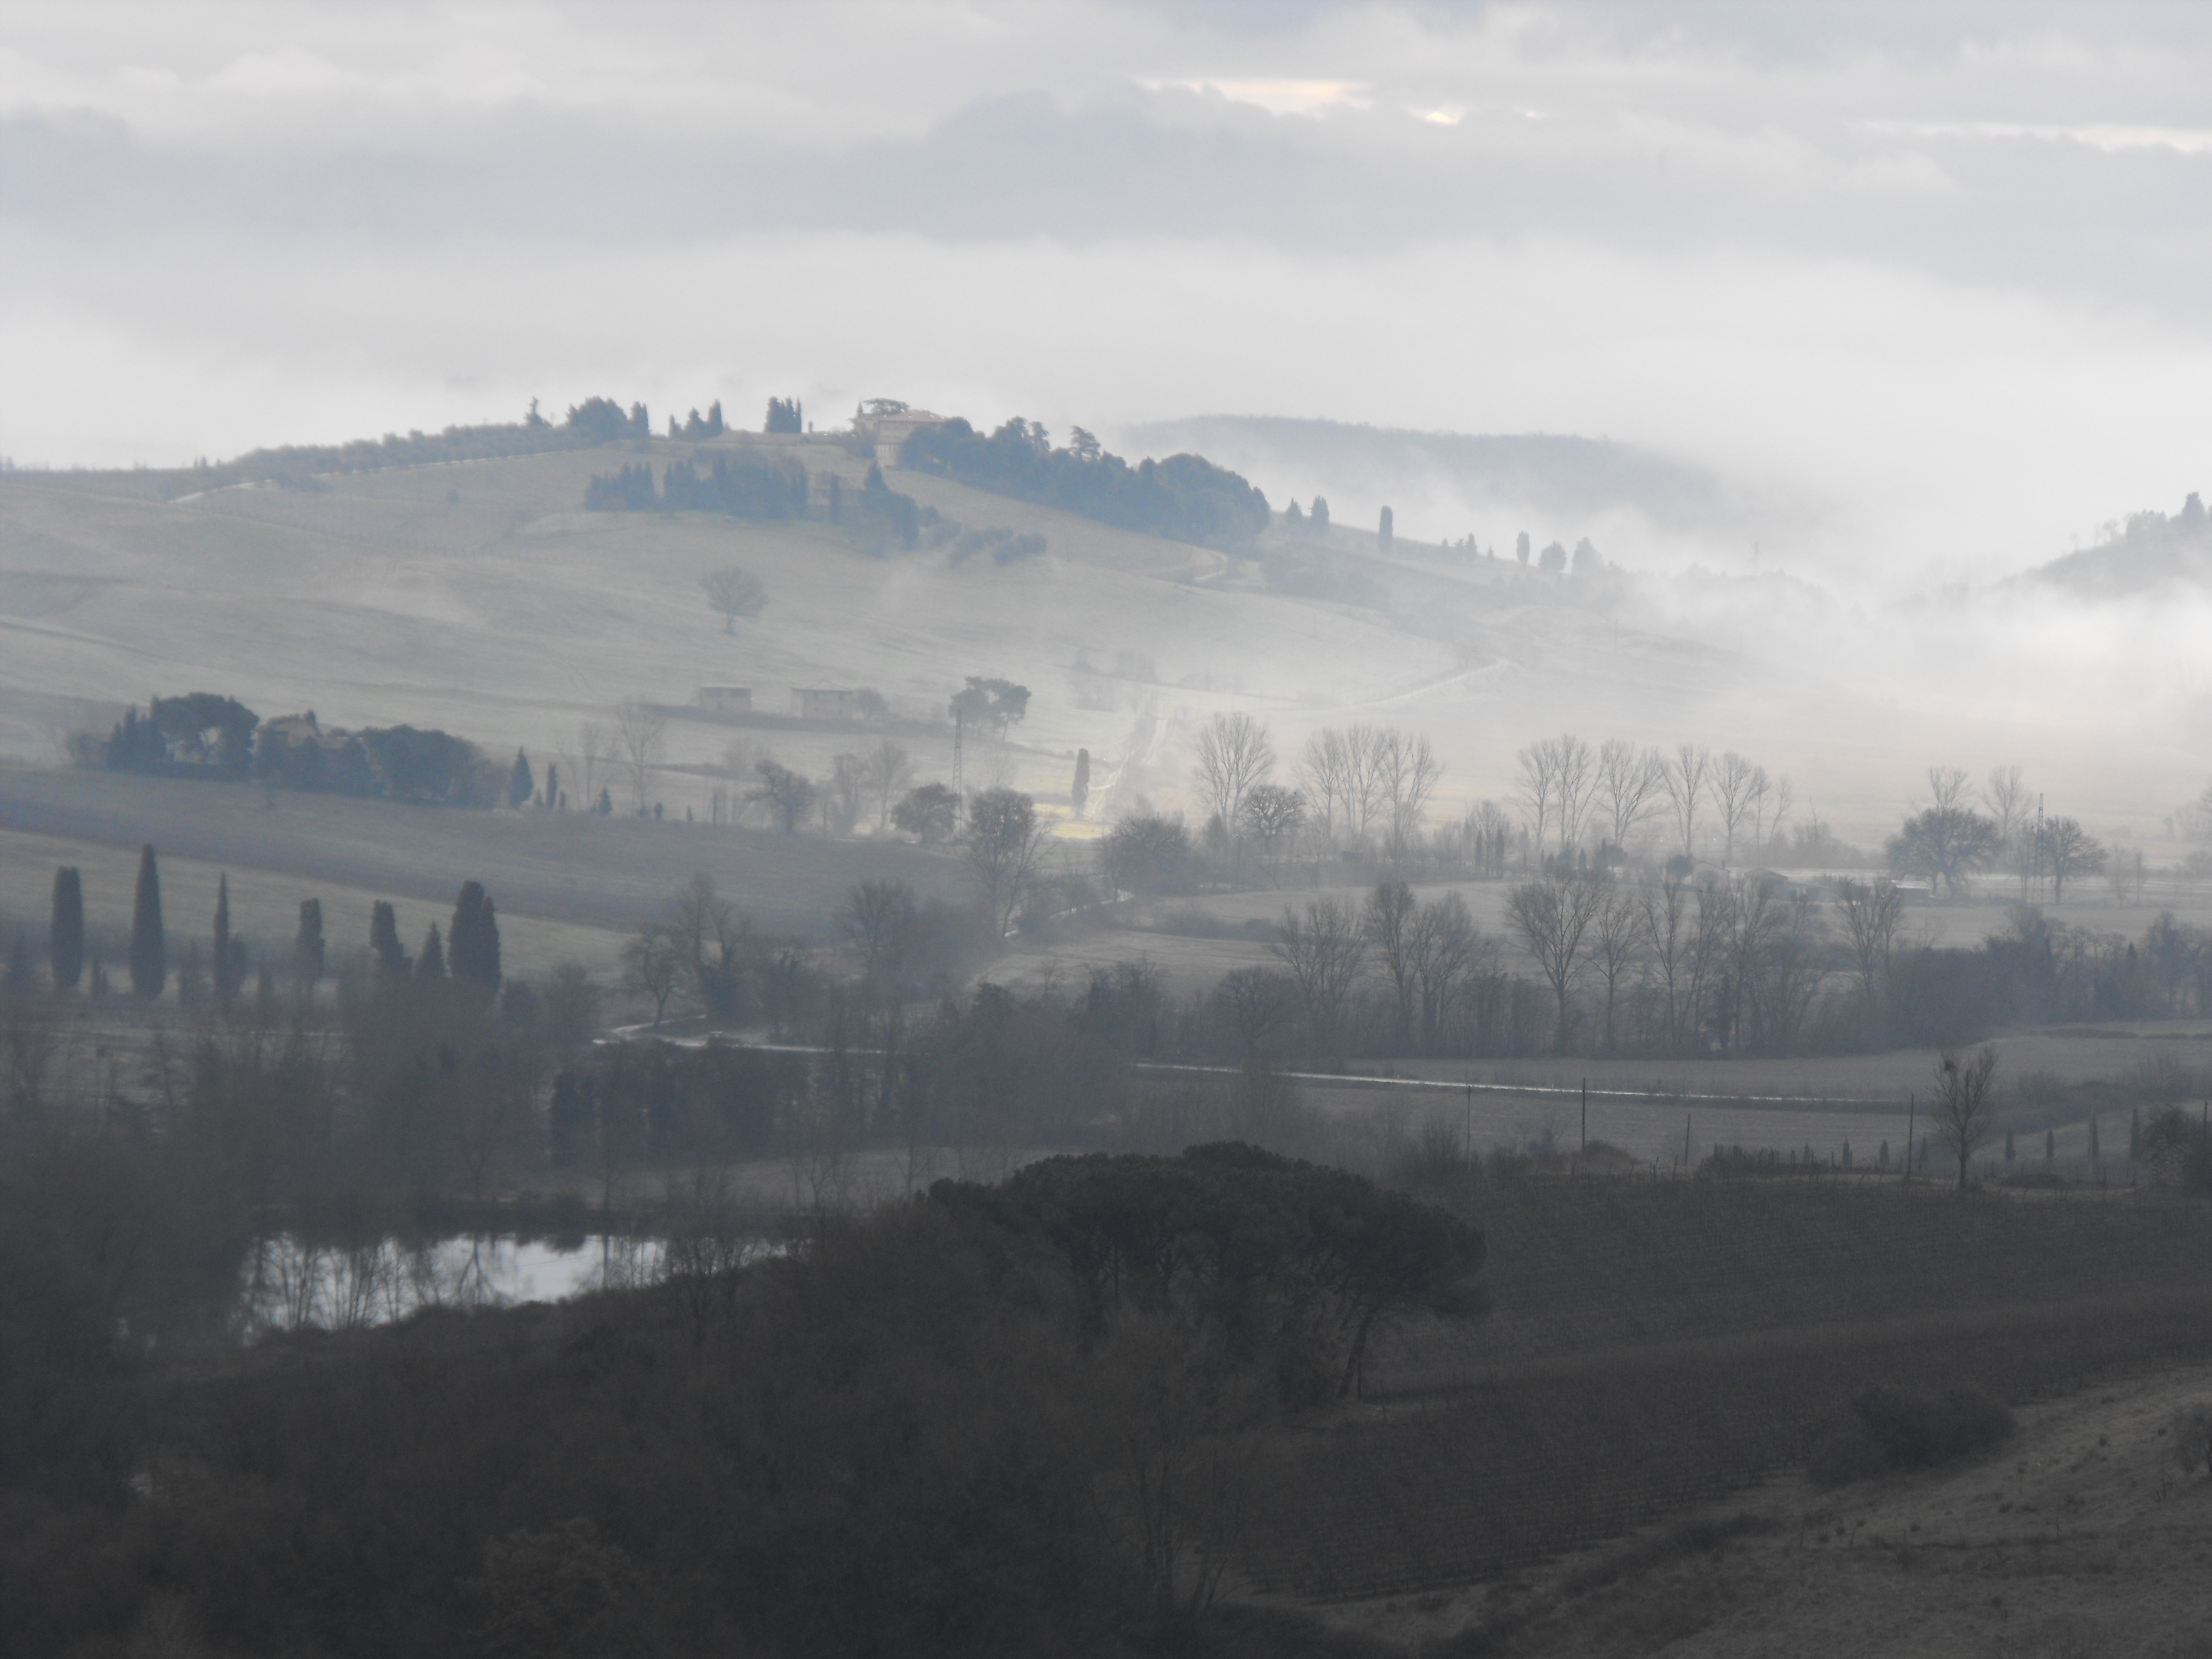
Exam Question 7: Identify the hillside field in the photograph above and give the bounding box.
[6,430,2204,859]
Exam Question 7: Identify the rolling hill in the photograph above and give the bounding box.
[3,418,2204,934]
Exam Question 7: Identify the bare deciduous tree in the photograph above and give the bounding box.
[1833,878,1902,1037]
[2041,816,2105,903]
[1297,729,1352,843]
[1711,751,1758,865]
[839,879,917,987]
[1508,873,1609,1053]
[1926,765,1971,813]
[612,699,667,814]
[620,920,685,1027]
[1666,743,1711,859]
[1588,886,1643,1053]
[965,787,1045,934]
[1240,783,1305,873]
[1376,728,1443,850]
[1983,765,2026,844]
[1409,892,1487,1053]
[1270,896,1367,1057]
[1637,876,1694,1052]
[1596,739,1665,851]
[1364,881,1419,1049]
[1195,712,1275,837]
[1929,1044,2001,1191]
[818,752,865,837]
[860,739,913,833]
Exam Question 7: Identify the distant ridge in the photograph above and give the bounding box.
[2025,493,2212,597]
[1120,415,1728,531]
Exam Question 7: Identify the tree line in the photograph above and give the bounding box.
[902,416,1272,546]
[78,692,505,808]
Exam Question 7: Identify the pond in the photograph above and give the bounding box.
[239,1233,668,1336]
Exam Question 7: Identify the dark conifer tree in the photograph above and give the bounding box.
[545,762,560,809]
[449,880,501,990]
[1378,504,1394,552]
[293,899,325,993]
[415,923,447,980]
[1072,749,1091,819]
[1311,497,1330,534]
[49,865,84,992]
[369,900,409,980]
[214,874,234,1004]
[129,843,166,1000]
[629,401,649,437]
[509,748,534,808]
[706,399,725,435]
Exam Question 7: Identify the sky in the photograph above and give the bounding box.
[5,0,2211,590]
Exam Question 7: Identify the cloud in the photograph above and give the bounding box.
[5,0,2212,598]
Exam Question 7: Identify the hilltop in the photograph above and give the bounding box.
[2023,492,2212,597]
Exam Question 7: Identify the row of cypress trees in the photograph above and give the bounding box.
[42,849,501,1002]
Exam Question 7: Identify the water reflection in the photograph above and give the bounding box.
[239,1234,665,1335]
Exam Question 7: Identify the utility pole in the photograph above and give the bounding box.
[1581,1078,1587,1156]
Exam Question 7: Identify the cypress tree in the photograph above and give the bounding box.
[1072,749,1091,819]
[370,900,409,980]
[129,843,166,1000]
[50,866,84,992]
[415,924,447,980]
[449,880,501,990]
[293,899,324,993]
[1378,504,1393,552]
[214,874,233,1004]
[546,762,560,809]
[509,748,534,808]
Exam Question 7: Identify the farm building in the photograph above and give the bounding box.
[849,399,947,466]
[694,686,752,716]
[793,688,859,722]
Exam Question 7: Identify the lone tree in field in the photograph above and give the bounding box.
[748,759,817,834]
[1508,871,1610,1054]
[2039,816,2106,903]
[893,782,959,843]
[1888,805,2001,897]
[1928,1044,2001,1193]
[965,787,1044,936]
[450,880,503,990]
[49,865,84,993]
[702,567,766,634]
[129,843,166,1001]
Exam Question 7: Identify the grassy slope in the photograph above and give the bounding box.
[0,766,967,947]
[3,432,2193,868]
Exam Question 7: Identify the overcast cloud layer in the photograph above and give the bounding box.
[5,1,2211,590]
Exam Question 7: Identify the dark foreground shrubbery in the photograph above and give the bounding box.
[1808,1383,2017,1487]
[0,1139,1481,1658]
